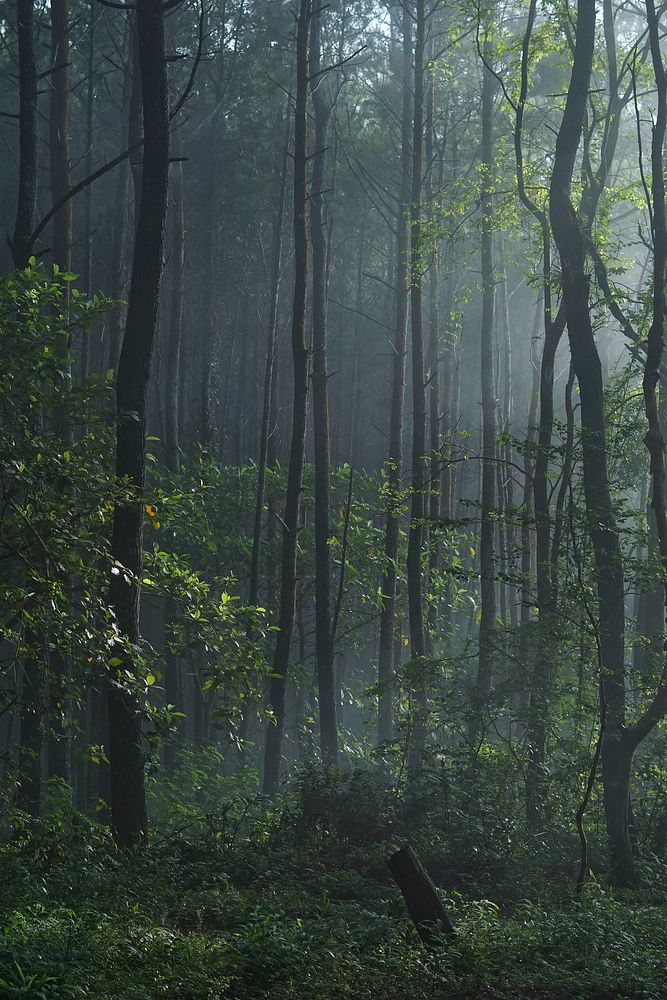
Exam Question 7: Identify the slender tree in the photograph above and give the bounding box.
[471,39,497,740]
[377,0,412,747]
[310,1,339,767]
[11,0,38,269]
[107,0,169,846]
[263,0,311,798]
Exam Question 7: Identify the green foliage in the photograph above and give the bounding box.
[1,792,667,1000]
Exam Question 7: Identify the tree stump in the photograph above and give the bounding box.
[387,844,455,944]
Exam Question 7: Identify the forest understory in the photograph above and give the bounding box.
[4,766,667,1000]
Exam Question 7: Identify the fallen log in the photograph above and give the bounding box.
[387,844,455,945]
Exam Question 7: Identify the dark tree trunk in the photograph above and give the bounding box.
[107,0,169,846]
[80,0,95,380]
[49,0,71,273]
[406,0,428,784]
[108,38,134,375]
[12,0,38,269]
[377,0,411,747]
[241,108,289,755]
[471,48,497,740]
[310,3,338,767]
[515,0,567,827]
[549,0,630,883]
[262,0,311,798]
[425,52,441,657]
[163,133,185,772]
[518,299,541,720]
[46,0,73,789]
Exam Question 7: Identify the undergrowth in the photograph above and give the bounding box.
[0,766,666,999]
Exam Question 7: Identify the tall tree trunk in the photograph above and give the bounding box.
[471,47,496,741]
[12,0,38,269]
[406,0,427,784]
[248,110,288,609]
[80,0,95,381]
[107,0,169,846]
[163,132,185,771]
[549,0,629,882]
[108,36,134,376]
[241,109,290,754]
[262,0,311,798]
[49,0,71,273]
[515,0,568,827]
[518,298,542,723]
[46,0,73,788]
[425,50,441,657]
[377,0,411,747]
[310,3,338,767]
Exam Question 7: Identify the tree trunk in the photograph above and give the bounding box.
[549,0,630,882]
[377,0,411,748]
[49,0,71,274]
[107,0,169,846]
[405,0,428,785]
[163,132,185,772]
[471,47,497,740]
[262,0,311,798]
[241,108,289,754]
[310,3,338,768]
[12,0,38,269]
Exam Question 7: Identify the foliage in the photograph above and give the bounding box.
[1,779,667,999]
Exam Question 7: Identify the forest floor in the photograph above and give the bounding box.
[1,792,666,1000]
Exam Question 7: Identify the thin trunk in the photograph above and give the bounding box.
[163,132,185,771]
[80,0,95,381]
[471,48,497,740]
[406,0,427,784]
[12,0,38,269]
[377,0,411,747]
[241,110,290,754]
[262,0,311,798]
[108,38,134,376]
[310,3,338,767]
[49,0,71,273]
[425,52,441,656]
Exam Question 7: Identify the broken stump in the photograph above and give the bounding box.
[387,844,455,945]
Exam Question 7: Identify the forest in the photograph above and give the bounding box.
[3,0,667,995]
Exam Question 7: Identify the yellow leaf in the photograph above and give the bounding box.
[469,546,476,558]
[145,504,157,518]
[475,610,482,624]
[153,520,161,530]
[403,637,409,647]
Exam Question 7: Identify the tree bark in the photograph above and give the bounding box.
[471,46,497,741]
[107,0,169,846]
[549,0,630,882]
[377,0,411,748]
[387,845,455,944]
[405,0,428,785]
[163,129,185,772]
[12,0,38,269]
[310,3,338,768]
[262,0,310,798]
